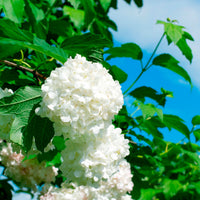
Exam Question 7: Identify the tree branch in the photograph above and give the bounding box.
[0,60,46,80]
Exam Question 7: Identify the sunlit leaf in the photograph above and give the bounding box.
[157,20,193,62]
[53,136,66,151]
[163,179,182,199]
[139,188,161,200]
[25,0,44,22]
[2,0,24,23]
[68,0,81,9]
[153,54,192,86]
[105,43,143,60]
[0,86,41,145]
[63,6,85,29]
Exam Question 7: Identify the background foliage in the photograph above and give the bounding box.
[0,0,200,199]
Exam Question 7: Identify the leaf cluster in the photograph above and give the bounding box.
[0,1,199,200]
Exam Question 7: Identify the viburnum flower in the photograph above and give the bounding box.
[39,159,133,200]
[59,125,130,185]
[0,142,58,190]
[0,88,14,141]
[36,54,123,139]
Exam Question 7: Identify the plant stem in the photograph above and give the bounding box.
[123,33,165,96]
[123,69,145,95]
[143,33,165,69]
[0,60,46,80]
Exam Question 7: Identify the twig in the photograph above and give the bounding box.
[0,60,46,80]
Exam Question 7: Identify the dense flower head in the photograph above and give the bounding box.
[0,143,58,190]
[39,175,133,200]
[36,54,123,138]
[0,88,14,141]
[59,125,130,184]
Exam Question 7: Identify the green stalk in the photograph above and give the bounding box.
[123,33,165,96]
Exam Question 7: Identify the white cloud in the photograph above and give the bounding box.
[109,0,200,88]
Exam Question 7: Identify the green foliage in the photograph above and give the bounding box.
[153,54,192,86]
[157,19,194,63]
[0,86,41,145]
[0,1,199,200]
[1,0,25,24]
[0,180,13,200]
[24,112,54,152]
[129,86,169,106]
[105,43,143,60]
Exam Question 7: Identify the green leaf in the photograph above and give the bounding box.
[157,20,193,62]
[52,136,66,151]
[0,67,36,88]
[24,111,54,152]
[163,114,190,138]
[38,150,62,167]
[2,0,25,23]
[157,20,184,44]
[68,0,81,9]
[192,115,200,126]
[0,180,13,200]
[177,37,193,64]
[30,37,68,63]
[139,188,161,200]
[63,6,85,29]
[129,86,167,106]
[103,63,128,84]
[182,149,200,166]
[110,65,128,84]
[99,0,112,11]
[0,37,68,63]
[137,102,163,121]
[61,33,111,61]
[61,33,112,51]
[134,0,143,7]
[0,19,33,42]
[25,0,44,21]
[0,86,41,145]
[46,0,56,6]
[139,103,156,120]
[81,0,95,26]
[163,179,182,199]
[136,116,164,138]
[193,129,200,142]
[153,54,192,86]
[0,19,68,62]
[105,43,143,60]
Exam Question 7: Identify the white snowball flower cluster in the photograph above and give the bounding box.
[0,142,58,191]
[36,55,134,199]
[60,125,130,185]
[40,160,133,200]
[0,88,14,141]
[36,54,123,139]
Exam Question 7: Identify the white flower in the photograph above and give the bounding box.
[0,143,58,190]
[36,54,123,138]
[39,173,133,200]
[0,88,14,141]
[59,125,130,185]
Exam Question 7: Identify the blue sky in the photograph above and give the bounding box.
[108,0,200,143]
